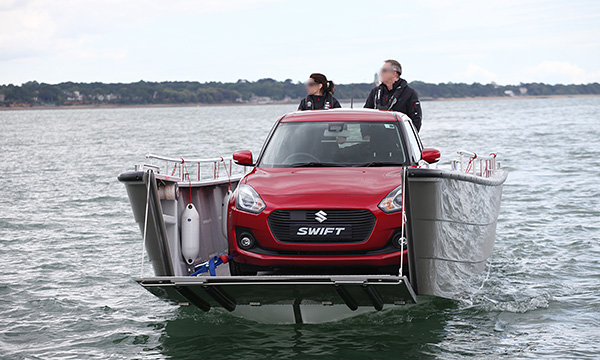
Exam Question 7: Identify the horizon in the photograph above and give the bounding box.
[3,78,600,87]
[1,1,599,87]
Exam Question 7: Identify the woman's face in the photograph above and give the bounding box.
[305,79,323,95]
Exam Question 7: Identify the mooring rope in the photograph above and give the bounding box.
[141,170,152,277]
[219,156,232,192]
[399,166,407,277]
[465,152,477,173]
[180,158,192,205]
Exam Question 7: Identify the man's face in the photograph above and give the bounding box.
[379,62,398,83]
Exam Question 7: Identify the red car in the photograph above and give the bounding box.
[226,109,438,275]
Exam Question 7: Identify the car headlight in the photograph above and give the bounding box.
[378,185,403,213]
[236,184,266,214]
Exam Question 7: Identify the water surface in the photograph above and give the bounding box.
[1,98,599,359]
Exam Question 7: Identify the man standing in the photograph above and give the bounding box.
[364,59,422,131]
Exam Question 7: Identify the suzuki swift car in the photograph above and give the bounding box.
[227,109,439,275]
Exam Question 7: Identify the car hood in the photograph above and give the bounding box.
[242,167,404,197]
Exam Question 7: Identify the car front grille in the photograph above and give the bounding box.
[267,209,376,243]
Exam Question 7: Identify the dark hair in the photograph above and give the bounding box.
[310,73,335,95]
[384,59,402,76]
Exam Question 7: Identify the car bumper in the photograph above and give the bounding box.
[228,199,407,268]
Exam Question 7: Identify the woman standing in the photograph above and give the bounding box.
[298,73,341,110]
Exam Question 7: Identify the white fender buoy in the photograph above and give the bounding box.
[181,203,200,265]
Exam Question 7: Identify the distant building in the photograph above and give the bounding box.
[519,87,528,95]
[249,95,272,104]
[0,93,5,102]
[66,91,84,101]
[504,90,515,97]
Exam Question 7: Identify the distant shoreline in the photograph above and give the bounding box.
[425,93,600,102]
[1,93,598,111]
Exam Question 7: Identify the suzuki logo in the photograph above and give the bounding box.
[315,210,327,223]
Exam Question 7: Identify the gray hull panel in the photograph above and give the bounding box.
[406,169,507,298]
[137,275,416,324]
[121,171,174,276]
[119,171,240,276]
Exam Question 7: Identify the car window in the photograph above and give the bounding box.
[403,120,422,161]
[259,121,407,167]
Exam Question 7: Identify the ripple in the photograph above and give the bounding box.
[1,99,600,359]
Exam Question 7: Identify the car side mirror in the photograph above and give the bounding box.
[233,150,254,166]
[422,148,441,164]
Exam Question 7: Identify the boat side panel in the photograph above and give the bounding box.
[407,170,505,298]
[178,183,235,267]
[122,172,174,276]
[120,171,241,276]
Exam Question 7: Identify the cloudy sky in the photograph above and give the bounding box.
[1,0,599,85]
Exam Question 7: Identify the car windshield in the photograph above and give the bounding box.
[259,121,407,167]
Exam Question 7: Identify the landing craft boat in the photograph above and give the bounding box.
[118,109,507,324]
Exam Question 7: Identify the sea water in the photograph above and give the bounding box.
[1,97,599,359]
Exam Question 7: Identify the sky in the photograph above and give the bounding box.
[0,0,599,86]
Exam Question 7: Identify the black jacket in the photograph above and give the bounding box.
[298,92,341,111]
[364,79,422,131]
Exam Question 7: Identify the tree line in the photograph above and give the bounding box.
[1,79,599,107]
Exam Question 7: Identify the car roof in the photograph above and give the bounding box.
[280,108,401,123]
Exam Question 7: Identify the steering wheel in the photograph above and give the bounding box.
[283,152,320,164]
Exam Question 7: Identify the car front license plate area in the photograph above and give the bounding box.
[289,224,353,241]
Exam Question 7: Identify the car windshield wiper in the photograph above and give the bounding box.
[354,162,405,167]
[288,162,345,167]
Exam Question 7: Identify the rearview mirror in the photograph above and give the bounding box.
[422,148,441,164]
[233,150,254,166]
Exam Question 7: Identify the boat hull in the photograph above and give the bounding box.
[137,275,416,324]
[118,165,506,323]
[118,170,240,277]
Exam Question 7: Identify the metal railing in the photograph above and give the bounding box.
[451,150,500,178]
[137,154,248,182]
